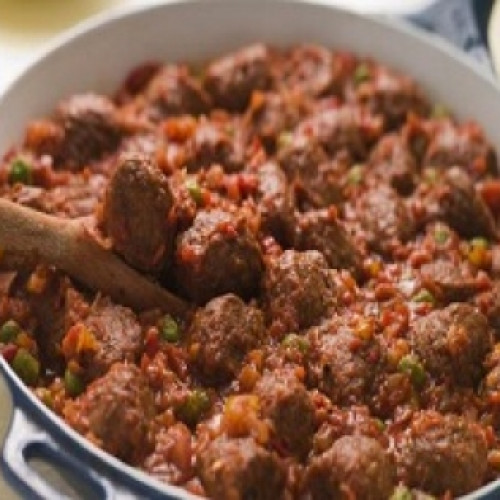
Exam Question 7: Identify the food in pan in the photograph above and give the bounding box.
[1,43,500,499]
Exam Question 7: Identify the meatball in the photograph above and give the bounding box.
[63,363,155,462]
[438,167,497,239]
[187,294,265,385]
[294,209,363,279]
[355,65,429,128]
[197,436,286,500]
[419,259,478,303]
[143,423,194,485]
[55,93,121,169]
[184,118,245,173]
[204,44,272,112]
[424,119,497,177]
[254,369,316,459]
[65,298,143,381]
[410,303,492,386]
[263,250,336,334]
[358,185,415,254]
[296,105,383,160]
[307,323,383,406]
[368,133,418,195]
[395,411,488,496]
[174,209,263,303]
[142,64,211,119]
[278,44,336,97]
[255,161,295,246]
[102,154,175,273]
[302,435,396,500]
[245,91,305,152]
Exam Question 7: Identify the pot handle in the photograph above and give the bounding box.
[2,408,114,500]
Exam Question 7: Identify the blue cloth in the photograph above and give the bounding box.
[405,0,494,71]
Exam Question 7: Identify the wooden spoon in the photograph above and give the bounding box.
[0,198,190,318]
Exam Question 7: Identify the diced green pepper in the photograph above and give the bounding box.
[398,354,426,388]
[8,159,32,185]
[176,389,210,426]
[160,314,179,343]
[11,348,39,385]
[0,320,21,343]
[281,333,309,354]
[64,368,85,397]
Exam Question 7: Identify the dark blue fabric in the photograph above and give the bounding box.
[405,0,494,71]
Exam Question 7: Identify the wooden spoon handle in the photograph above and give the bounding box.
[0,198,189,318]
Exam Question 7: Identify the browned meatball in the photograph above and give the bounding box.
[245,91,306,152]
[278,135,329,180]
[63,363,155,463]
[255,161,295,246]
[279,136,348,209]
[142,64,211,120]
[439,167,497,239]
[307,323,384,406]
[302,435,396,500]
[358,185,415,255]
[143,423,194,486]
[355,65,429,128]
[263,250,336,334]
[395,411,488,496]
[55,94,122,169]
[197,436,286,500]
[294,209,363,279]
[419,259,479,303]
[410,303,492,386]
[175,209,263,303]
[102,154,175,273]
[187,294,265,384]
[368,133,418,195]
[424,119,497,177]
[254,369,316,459]
[184,118,245,173]
[67,298,143,381]
[204,44,272,112]
[278,44,336,98]
[296,105,383,160]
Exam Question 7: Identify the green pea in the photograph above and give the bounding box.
[433,227,449,245]
[412,289,435,305]
[398,354,426,388]
[277,131,293,149]
[160,315,179,343]
[185,178,203,205]
[281,333,309,354]
[390,486,413,500]
[9,159,33,185]
[431,103,449,119]
[11,348,39,385]
[470,237,489,249]
[0,320,21,343]
[353,63,370,85]
[176,389,210,426]
[64,368,85,397]
[347,164,365,185]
